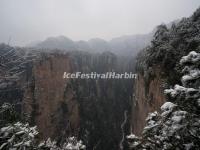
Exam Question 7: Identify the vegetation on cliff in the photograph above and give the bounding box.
[136,7,200,86]
[0,44,134,150]
[0,103,86,150]
[127,7,200,150]
[128,51,200,149]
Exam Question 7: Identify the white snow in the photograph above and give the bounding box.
[171,111,187,123]
[184,143,194,150]
[146,111,158,121]
[164,85,197,97]
[161,102,177,112]
[182,69,200,84]
[171,116,182,123]
[126,134,137,139]
[198,98,200,106]
[180,51,200,65]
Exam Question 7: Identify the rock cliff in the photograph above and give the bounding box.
[130,7,200,137]
[0,46,134,150]
[131,67,165,135]
[23,53,80,140]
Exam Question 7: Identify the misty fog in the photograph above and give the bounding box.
[0,0,200,46]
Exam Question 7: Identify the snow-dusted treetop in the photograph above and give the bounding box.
[180,51,200,65]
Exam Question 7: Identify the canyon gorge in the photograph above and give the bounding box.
[1,7,200,150]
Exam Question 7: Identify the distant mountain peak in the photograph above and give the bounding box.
[31,33,153,56]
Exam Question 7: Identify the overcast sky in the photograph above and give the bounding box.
[0,0,200,46]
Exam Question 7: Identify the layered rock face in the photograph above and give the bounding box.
[131,67,165,135]
[23,53,80,140]
[130,7,200,137]
[67,52,134,150]
[0,45,134,150]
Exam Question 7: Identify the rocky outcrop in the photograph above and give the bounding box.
[130,7,200,137]
[0,46,135,150]
[23,53,80,140]
[131,67,165,135]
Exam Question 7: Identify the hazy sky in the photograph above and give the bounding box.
[0,0,200,46]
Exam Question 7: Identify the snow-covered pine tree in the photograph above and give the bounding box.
[127,51,200,150]
[165,51,200,114]
[38,137,86,150]
[0,122,39,149]
[0,103,86,150]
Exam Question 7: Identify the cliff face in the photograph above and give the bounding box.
[23,53,80,140]
[0,44,142,149]
[131,67,165,135]
[131,7,200,137]
[14,51,134,150]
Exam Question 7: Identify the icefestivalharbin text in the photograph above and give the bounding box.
[63,72,138,79]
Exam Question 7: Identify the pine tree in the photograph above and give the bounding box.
[127,51,200,150]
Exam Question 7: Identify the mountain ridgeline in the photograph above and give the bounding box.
[30,33,153,56]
